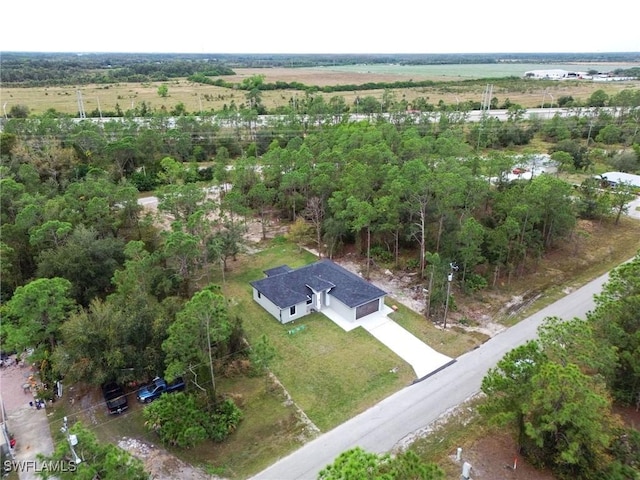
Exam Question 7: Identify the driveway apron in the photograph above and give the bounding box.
[324,306,454,380]
[359,313,454,379]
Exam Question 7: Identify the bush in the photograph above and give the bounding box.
[143,392,208,447]
[608,150,639,173]
[405,258,420,271]
[370,245,392,263]
[129,171,159,192]
[207,399,244,442]
[143,392,243,447]
[464,273,488,292]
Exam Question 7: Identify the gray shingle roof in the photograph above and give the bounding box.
[250,259,386,309]
[264,265,294,277]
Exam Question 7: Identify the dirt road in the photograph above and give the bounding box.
[0,357,55,480]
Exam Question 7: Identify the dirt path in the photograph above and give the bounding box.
[331,253,507,338]
[117,437,219,480]
[0,357,56,480]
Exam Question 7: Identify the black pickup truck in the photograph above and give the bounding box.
[136,376,185,403]
[101,382,128,414]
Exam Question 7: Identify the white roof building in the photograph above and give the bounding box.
[523,69,588,80]
[601,171,640,188]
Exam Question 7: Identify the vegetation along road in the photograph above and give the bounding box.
[252,268,613,479]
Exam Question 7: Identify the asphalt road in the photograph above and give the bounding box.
[627,195,640,219]
[251,270,612,480]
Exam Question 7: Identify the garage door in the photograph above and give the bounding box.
[356,299,379,319]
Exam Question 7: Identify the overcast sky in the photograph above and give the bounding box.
[2,0,638,54]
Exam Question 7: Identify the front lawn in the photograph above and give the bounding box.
[388,300,489,358]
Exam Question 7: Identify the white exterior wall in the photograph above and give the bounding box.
[252,288,311,324]
[252,288,282,322]
[281,300,309,324]
[330,296,355,322]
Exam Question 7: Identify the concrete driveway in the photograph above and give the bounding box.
[323,306,454,380]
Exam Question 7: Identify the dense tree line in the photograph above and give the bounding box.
[0,52,234,86]
[1,110,637,307]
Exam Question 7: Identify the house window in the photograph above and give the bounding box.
[257,292,261,299]
[306,298,313,305]
[290,306,296,316]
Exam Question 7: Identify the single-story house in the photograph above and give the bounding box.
[250,259,387,324]
[601,172,640,189]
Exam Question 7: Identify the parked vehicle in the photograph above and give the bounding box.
[101,382,128,414]
[136,377,185,403]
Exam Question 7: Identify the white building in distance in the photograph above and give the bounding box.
[524,69,588,80]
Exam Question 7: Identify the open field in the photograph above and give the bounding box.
[307,62,639,80]
[3,65,639,116]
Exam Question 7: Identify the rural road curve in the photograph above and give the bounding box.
[627,194,640,219]
[251,269,613,480]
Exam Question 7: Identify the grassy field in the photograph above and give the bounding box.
[311,62,639,79]
[4,66,639,116]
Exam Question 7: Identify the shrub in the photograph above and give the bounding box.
[464,273,488,292]
[370,245,392,263]
[143,393,243,447]
[143,392,208,448]
[405,258,420,271]
[207,399,244,442]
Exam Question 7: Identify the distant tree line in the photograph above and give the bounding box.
[0,52,235,86]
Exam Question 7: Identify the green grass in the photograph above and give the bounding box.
[312,62,636,79]
[46,385,156,446]
[388,300,489,359]
[179,376,307,479]
[46,378,307,480]
[45,229,639,479]
[267,314,415,430]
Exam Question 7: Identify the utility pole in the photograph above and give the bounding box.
[443,262,458,329]
[76,90,86,119]
[476,84,493,151]
[61,417,82,465]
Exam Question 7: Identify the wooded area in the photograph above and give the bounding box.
[1,60,639,476]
